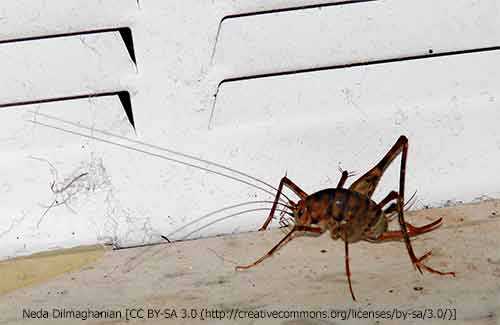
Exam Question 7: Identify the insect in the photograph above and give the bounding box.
[236,135,455,300]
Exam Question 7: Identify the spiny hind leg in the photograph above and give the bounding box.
[369,217,443,241]
[260,176,308,231]
[393,138,454,277]
[368,224,455,276]
[411,251,455,276]
[377,190,441,234]
[349,135,408,198]
[378,191,399,208]
[383,190,418,218]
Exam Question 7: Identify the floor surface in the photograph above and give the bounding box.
[1,200,499,324]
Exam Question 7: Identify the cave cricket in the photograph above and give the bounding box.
[236,135,456,300]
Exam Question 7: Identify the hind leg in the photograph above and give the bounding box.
[375,191,443,240]
[392,137,455,276]
[349,136,407,198]
[359,136,455,277]
[368,218,443,241]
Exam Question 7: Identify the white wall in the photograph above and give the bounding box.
[1,0,499,259]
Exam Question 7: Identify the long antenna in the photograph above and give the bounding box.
[30,111,293,203]
[30,119,301,211]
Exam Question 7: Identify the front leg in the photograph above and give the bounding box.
[236,225,323,270]
[259,175,308,231]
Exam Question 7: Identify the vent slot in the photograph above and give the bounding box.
[0,27,136,66]
[0,91,135,130]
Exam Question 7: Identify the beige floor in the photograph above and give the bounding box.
[1,200,499,324]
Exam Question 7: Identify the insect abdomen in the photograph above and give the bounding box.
[307,188,381,242]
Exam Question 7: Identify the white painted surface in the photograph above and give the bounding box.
[0,0,499,260]
[213,50,500,206]
[214,0,500,76]
[0,0,136,39]
[0,33,134,103]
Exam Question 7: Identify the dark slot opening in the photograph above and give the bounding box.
[0,27,137,66]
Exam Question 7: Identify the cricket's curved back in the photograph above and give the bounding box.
[305,188,383,242]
